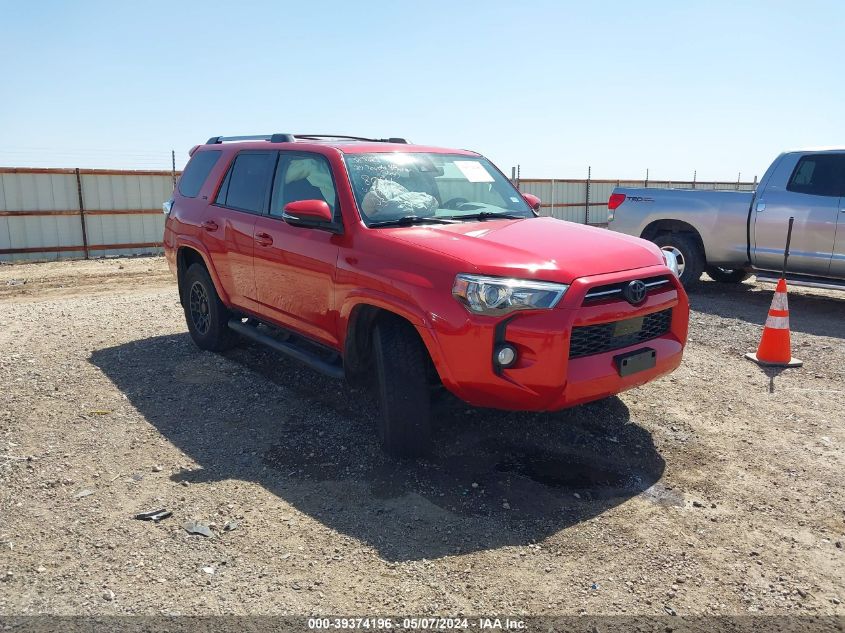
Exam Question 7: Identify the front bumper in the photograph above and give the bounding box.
[420,265,689,411]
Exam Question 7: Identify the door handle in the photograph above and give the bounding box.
[755,202,766,212]
[255,232,273,246]
[201,220,219,231]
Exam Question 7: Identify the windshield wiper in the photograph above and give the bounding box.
[443,211,528,221]
[368,216,460,228]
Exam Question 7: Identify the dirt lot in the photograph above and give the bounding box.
[0,256,843,617]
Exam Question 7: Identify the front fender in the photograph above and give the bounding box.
[338,291,455,386]
[339,289,432,331]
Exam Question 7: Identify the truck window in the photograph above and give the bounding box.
[178,150,221,198]
[786,154,845,197]
[215,152,276,213]
[269,153,337,219]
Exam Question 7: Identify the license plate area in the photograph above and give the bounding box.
[614,347,656,376]
[613,315,644,337]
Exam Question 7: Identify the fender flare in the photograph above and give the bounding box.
[175,238,232,306]
[640,218,707,260]
[338,292,454,386]
[339,290,432,330]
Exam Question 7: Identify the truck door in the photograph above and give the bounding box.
[251,151,341,348]
[204,151,276,310]
[753,153,844,275]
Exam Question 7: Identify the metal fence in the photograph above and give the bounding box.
[0,167,174,262]
[0,167,758,262]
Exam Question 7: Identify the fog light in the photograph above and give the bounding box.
[495,344,517,367]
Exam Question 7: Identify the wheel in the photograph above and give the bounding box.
[372,316,432,457]
[705,266,751,284]
[182,263,239,352]
[652,233,704,288]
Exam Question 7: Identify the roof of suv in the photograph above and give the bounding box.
[784,147,845,154]
[198,134,478,156]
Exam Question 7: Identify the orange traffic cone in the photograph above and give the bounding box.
[745,278,802,367]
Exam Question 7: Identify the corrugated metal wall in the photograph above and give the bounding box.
[0,170,86,261]
[0,167,758,262]
[0,168,173,262]
[80,171,172,258]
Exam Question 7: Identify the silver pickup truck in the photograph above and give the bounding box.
[607,148,845,289]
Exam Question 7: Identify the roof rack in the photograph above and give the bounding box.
[206,134,295,144]
[295,135,408,144]
[204,134,408,145]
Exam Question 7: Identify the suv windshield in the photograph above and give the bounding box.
[344,153,534,226]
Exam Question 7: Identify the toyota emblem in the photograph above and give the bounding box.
[623,280,647,305]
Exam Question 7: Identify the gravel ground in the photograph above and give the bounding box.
[0,256,843,617]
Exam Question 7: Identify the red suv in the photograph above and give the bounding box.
[163,134,689,456]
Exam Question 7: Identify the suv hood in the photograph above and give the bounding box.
[385,217,663,283]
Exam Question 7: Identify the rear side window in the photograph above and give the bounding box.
[786,154,845,197]
[215,152,276,213]
[178,151,221,198]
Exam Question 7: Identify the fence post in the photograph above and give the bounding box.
[550,179,555,218]
[171,150,177,188]
[692,170,696,189]
[585,166,591,225]
[644,168,649,188]
[74,168,89,260]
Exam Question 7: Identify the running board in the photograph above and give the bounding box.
[227,318,345,380]
[755,272,845,291]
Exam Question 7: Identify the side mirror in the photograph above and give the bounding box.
[522,193,541,212]
[282,199,334,227]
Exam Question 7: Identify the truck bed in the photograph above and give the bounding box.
[609,187,754,266]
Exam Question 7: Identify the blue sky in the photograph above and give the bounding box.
[1,0,842,179]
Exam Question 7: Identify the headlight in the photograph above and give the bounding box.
[662,249,680,277]
[452,274,568,315]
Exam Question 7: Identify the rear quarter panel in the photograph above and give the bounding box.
[165,148,234,304]
[608,188,754,266]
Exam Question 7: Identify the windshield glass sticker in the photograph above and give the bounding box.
[454,161,494,183]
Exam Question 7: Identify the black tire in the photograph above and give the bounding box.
[705,266,751,284]
[182,263,239,352]
[372,316,432,457]
[652,233,705,288]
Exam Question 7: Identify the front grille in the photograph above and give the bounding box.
[569,309,672,359]
[582,275,671,305]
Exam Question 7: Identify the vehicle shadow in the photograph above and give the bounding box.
[688,278,845,339]
[90,333,666,561]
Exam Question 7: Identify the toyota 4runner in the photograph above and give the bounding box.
[163,133,689,457]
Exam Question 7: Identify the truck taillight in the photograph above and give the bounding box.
[607,193,626,222]
[608,193,626,210]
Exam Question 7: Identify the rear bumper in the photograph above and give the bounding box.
[421,265,689,411]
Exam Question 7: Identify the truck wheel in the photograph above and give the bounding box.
[183,264,239,352]
[653,233,704,288]
[372,316,432,458]
[705,266,751,284]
